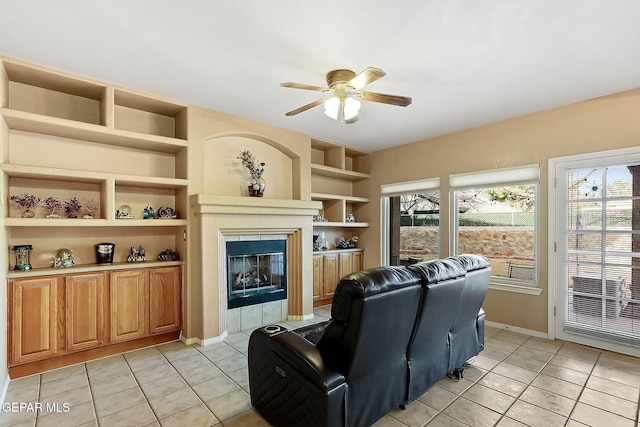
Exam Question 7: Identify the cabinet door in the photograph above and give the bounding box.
[9,277,60,365]
[339,252,354,278]
[110,270,148,343]
[323,253,340,297]
[313,254,323,300]
[66,273,106,352]
[149,266,182,335]
[353,251,364,272]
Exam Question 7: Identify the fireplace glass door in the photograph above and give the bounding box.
[227,240,286,308]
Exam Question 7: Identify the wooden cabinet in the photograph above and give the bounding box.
[65,273,106,351]
[323,253,340,299]
[149,266,182,335]
[9,276,61,365]
[8,264,182,368]
[110,269,148,343]
[313,250,364,306]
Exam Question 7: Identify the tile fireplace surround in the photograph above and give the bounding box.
[190,194,321,345]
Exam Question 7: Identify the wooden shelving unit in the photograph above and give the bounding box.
[0,55,189,375]
[311,139,370,229]
[0,55,188,272]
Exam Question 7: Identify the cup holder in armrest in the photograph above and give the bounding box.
[264,325,282,334]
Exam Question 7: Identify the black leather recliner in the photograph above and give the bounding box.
[248,255,491,427]
[405,258,467,403]
[446,254,491,376]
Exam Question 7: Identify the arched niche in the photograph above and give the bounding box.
[203,133,302,200]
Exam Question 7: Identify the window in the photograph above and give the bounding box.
[381,179,440,266]
[450,165,540,286]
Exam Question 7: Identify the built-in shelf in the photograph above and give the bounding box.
[311,192,369,203]
[310,139,370,231]
[312,221,370,228]
[6,260,183,279]
[310,164,370,181]
[0,108,188,154]
[1,55,189,273]
[2,164,188,188]
[4,218,188,227]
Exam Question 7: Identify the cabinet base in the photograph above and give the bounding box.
[8,331,181,379]
[314,297,333,308]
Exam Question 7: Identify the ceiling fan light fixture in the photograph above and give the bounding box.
[282,67,411,122]
[324,95,360,123]
[324,96,340,120]
[343,96,361,120]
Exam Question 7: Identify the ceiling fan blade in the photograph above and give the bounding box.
[280,82,327,92]
[285,98,326,116]
[360,91,412,107]
[349,67,386,90]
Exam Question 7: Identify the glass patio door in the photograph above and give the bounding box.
[553,150,640,355]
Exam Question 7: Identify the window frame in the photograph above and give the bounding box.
[449,165,542,295]
[380,178,440,266]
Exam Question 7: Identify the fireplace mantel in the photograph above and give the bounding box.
[189,194,321,345]
[192,194,321,216]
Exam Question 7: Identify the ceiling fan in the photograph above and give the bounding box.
[280,67,412,124]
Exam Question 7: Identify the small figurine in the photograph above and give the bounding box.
[346,213,356,223]
[116,204,135,219]
[158,248,178,261]
[314,214,328,222]
[158,206,177,219]
[52,248,75,268]
[127,245,146,262]
[142,204,155,219]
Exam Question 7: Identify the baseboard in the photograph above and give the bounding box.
[182,331,227,347]
[287,313,314,322]
[485,320,549,340]
[0,373,9,407]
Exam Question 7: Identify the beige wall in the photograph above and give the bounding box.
[362,88,640,334]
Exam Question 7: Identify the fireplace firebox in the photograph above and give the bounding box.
[227,240,287,309]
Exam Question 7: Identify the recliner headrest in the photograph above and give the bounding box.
[331,266,421,322]
[408,259,466,284]
[447,254,491,272]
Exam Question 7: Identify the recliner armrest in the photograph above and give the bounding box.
[268,330,346,391]
[293,320,330,344]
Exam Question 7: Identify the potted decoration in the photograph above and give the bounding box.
[81,199,99,219]
[10,193,40,218]
[64,197,82,218]
[237,150,266,197]
[42,196,63,218]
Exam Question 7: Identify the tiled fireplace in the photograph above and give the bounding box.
[191,194,321,344]
[226,238,287,309]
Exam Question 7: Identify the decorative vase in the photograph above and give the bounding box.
[21,209,35,218]
[247,176,266,197]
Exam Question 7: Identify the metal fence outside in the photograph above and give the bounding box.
[401,212,535,227]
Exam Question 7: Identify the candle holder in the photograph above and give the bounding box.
[13,244,33,270]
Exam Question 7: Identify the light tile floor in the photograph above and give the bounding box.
[2,304,640,426]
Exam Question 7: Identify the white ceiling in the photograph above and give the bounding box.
[1,1,639,152]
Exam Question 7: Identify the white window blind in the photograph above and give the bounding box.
[450,164,540,191]
[380,178,440,197]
